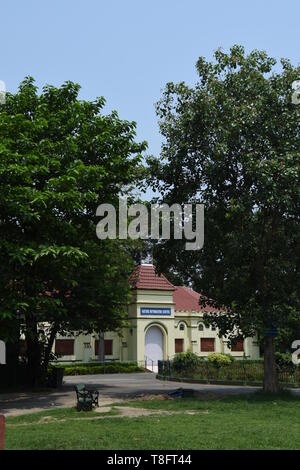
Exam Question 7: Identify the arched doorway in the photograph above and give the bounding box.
[145,326,164,366]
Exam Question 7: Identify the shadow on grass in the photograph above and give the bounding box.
[203,388,299,405]
[111,388,300,411]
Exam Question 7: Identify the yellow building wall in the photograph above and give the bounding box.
[53,288,260,363]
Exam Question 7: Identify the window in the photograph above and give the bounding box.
[105,339,113,356]
[211,325,216,331]
[95,339,113,356]
[19,340,27,356]
[175,338,184,353]
[198,323,204,331]
[55,339,74,355]
[231,339,244,352]
[179,323,185,331]
[200,338,215,352]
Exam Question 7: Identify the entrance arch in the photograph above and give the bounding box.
[145,326,164,365]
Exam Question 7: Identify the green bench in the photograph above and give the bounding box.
[74,384,99,411]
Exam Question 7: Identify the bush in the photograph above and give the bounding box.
[275,352,293,368]
[53,362,144,376]
[172,352,201,372]
[207,353,233,367]
[164,356,299,384]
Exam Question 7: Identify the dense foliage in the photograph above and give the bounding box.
[172,352,201,371]
[0,78,146,384]
[148,46,300,392]
[207,353,234,367]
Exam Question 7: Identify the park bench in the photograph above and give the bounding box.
[74,383,99,411]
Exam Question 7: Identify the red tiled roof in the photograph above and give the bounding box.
[129,265,218,311]
[173,286,216,312]
[129,264,175,291]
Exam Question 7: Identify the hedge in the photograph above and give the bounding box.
[52,362,144,376]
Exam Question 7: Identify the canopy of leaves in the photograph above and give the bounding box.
[147,46,300,343]
[0,77,146,342]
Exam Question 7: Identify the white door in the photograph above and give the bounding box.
[145,326,163,366]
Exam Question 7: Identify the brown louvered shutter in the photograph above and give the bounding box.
[104,339,113,356]
[201,338,215,352]
[232,339,244,352]
[95,339,113,356]
[175,339,184,353]
[55,339,74,355]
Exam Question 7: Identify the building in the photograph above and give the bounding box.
[54,264,260,364]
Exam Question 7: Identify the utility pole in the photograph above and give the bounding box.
[97,331,105,363]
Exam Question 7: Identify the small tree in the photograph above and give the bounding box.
[148,46,300,393]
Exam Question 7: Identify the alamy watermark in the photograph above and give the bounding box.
[0,80,6,105]
[292,340,300,365]
[285,81,300,364]
[292,81,300,105]
[96,198,204,251]
[0,340,6,364]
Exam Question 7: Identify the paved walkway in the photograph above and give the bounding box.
[0,372,298,417]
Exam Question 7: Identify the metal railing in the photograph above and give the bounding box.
[158,360,300,386]
[144,356,155,372]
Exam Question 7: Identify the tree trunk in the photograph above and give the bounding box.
[5,340,19,388]
[25,317,41,387]
[263,336,279,393]
[43,323,58,373]
[98,331,105,362]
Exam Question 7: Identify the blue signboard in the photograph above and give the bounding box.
[140,307,172,316]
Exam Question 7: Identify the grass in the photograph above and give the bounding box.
[4,391,300,450]
[5,406,119,425]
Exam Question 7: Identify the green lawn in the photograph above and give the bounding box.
[4,392,300,450]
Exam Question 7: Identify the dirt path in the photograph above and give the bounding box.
[6,404,210,427]
[2,372,280,417]
[0,395,123,417]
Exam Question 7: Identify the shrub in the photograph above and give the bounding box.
[275,352,293,368]
[207,353,233,367]
[51,362,144,376]
[165,356,299,384]
[172,352,201,371]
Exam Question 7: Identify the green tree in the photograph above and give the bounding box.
[148,46,300,393]
[0,77,146,385]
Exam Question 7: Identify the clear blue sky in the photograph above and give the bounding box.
[1,0,299,156]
